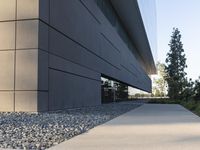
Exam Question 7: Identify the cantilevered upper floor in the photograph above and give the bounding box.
[0,0,156,112]
[111,0,157,74]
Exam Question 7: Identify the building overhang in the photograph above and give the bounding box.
[111,0,156,74]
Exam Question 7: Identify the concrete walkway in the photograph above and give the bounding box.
[49,104,200,150]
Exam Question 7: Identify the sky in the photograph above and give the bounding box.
[156,0,200,80]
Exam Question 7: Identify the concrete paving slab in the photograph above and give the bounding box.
[49,104,200,150]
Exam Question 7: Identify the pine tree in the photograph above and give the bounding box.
[165,28,187,99]
[194,77,200,100]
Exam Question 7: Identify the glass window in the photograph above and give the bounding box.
[96,0,140,61]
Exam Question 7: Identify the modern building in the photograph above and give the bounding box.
[0,0,156,112]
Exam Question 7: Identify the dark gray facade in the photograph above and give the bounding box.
[0,0,156,112]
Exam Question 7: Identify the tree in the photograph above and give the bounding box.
[181,78,194,101]
[116,82,128,100]
[194,77,200,100]
[165,28,187,99]
[152,62,168,97]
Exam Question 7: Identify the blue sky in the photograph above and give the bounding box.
[156,0,200,80]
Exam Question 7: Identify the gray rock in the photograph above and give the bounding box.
[0,102,141,150]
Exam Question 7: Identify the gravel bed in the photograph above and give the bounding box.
[0,103,141,150]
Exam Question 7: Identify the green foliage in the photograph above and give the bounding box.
[193,77,200,100]
[180,78,194,101]
[149,99,200,117]
[165,28,188,99]
[152,62,168,97]
[180,100,200,116]
[148,98,180,104]
[154,89,161,97]
[116,83,128,99]
[181,100,196,110]
[194,104,200,116]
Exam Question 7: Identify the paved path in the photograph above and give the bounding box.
[49,104,200,150]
